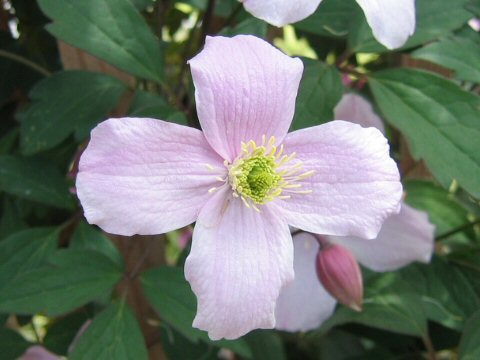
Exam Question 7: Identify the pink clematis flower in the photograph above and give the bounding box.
[274,93,435,332]
[76,36,402,340]
[241,0,416,50]
[19,346,61,360]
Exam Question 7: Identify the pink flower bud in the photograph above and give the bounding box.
[316,243,363,312]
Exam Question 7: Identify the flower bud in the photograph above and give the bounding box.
[316,243,363,312]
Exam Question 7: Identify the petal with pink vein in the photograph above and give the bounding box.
[277,120,402,239]
[189,35,303,161]
[77,117,224,236]
[242,0,323,27]
[185,187,294,340]
[329,203,435,271]
[356,0,415,50]
[275,232,336,332]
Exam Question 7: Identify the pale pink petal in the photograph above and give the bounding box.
[77,117,225,236]
[242,0,323,27]
[329,203,435,271]
[19,346,60,360]
[275,232,336,332]
[189,35,303,161]
[356,0,416,50]
[334,93,385,134]
[277,120,402,239]
[184,187,294,340]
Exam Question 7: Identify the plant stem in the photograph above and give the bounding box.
[223,2,243,28]
[201,0,216,39]
[0,49,51,77]
[422,336,438,360]
[436,218,480,241]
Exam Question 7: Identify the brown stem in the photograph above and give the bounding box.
[201,0,217,39]
[422,336,438,360]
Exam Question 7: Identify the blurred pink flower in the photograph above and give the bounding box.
[274,93,435,332]
[242,0,416,49]
[76,36,402,339]
[19,346,60,360]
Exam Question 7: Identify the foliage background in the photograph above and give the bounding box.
[0,0,479,359]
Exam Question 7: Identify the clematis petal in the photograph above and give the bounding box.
[356,0,416,50]
[242,0,323,27]
[189,35,303,161]
[19,346,60,360]
[77,117,224,236]
[277,120,402,239]
[275,232,336,332]
[329,203,435,271]
[185,187,294,340]
[334,93,385,134]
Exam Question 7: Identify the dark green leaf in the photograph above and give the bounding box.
[128,90,187,125]
[0,197,28,240]
[0,227,59,289]
[244,330,286,360]
[369,69,480,197]
[220,18,267,38]
[0,155,75,209]
[0,128,19,155]
[349,0,471,52]
[0,250,123,316]
[295,0,356,37]
[141,266,252,357]
[412,38,480,83]
[321,273,427,337]
[44,311,90,355]
[459,310,480,360]
[38,0,164,82]
[161,324,217,360]
[70,301,148,360]
[0,328,31,360]
[404,180,472,241]
[291,59,343,131]
[19,71,126,154]
[401,258,480,330]
[70,221,123,268]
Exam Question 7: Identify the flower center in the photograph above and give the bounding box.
[223,136,314,211]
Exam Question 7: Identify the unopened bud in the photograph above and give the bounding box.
[316,243,363,312]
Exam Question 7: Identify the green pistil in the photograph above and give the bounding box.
[237,155,281,204]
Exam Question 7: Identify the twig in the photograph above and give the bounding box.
[422,336,438,360]
[435,218,480,241]
[129,237,158,279]
[201,0,217,39]
[0,49,51,77]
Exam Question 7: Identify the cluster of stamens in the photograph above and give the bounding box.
[207,135,314,212]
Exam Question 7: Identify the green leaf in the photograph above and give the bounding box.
[0,128,19,155]
[459,310,480,360]
[43,311,90,355]
[128,90,187,125]
[19,71,127,155]
[404,180,472,240]
[161,324,217,360]
[70,301,148,360]
[38,0,164,82]
[412,38,480,83]
[244,330,286,360]
[0,250,123,316]
[0,155,75,209]
[0,328,31,360]
[0,197,28,240]
[369,69,480,197]
[349,0,471,52]
[321,273,428,337]
[291,59,343,131]
[220,17,267,38]
[70,221,124,268]
[401,258,480,330]
[295,0,356,37]
[141,266,252,358]
[0,227,59,289]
